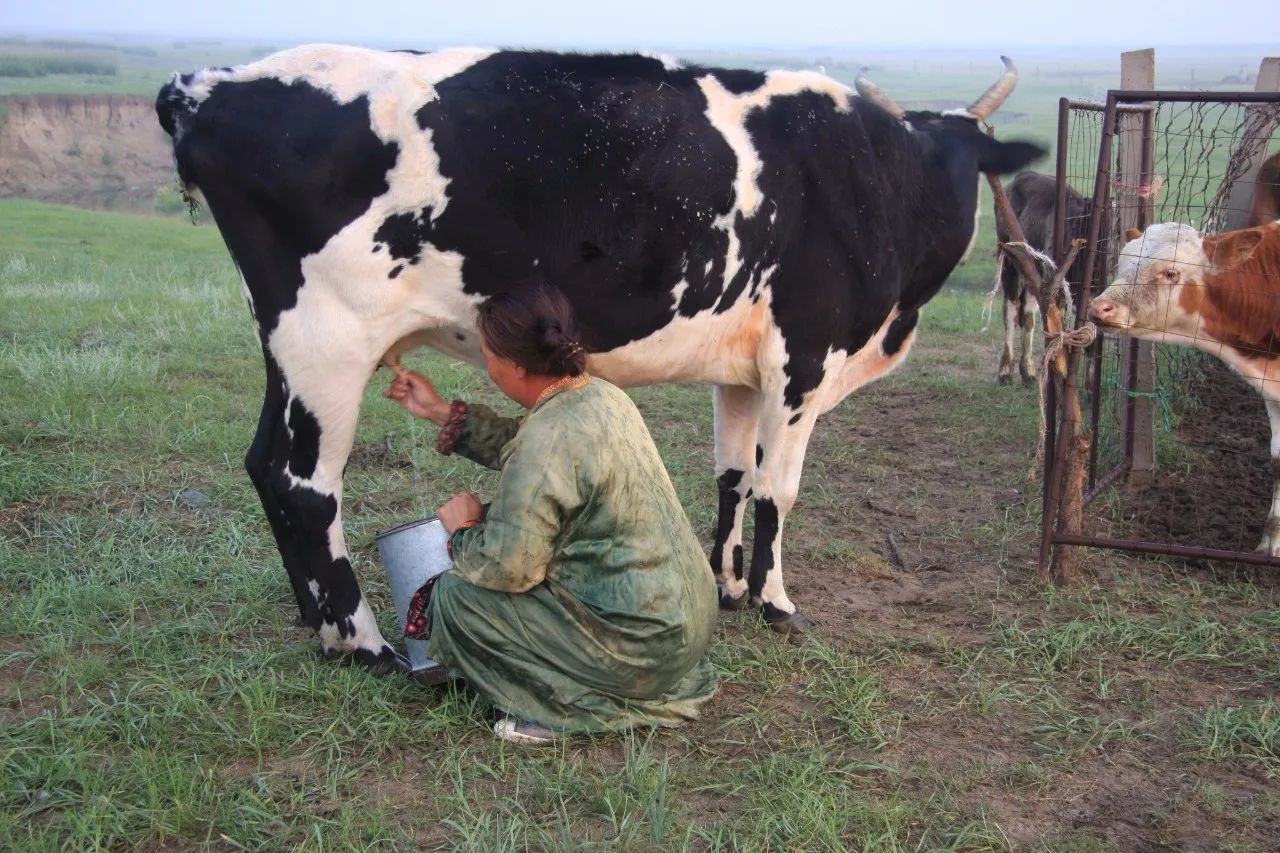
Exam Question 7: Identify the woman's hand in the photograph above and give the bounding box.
[439,492,485,533]
[385,369,452,425]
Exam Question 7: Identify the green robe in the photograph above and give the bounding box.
[425,377,718,734]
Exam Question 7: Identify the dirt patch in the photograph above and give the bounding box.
[0,94,176,211]
[700,334,1280,848]
[1113,357,1274,558]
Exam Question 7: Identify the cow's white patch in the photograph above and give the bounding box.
[317,597,385,653]
[642,52,684,71]
[698,71,851,220]
[817,307,918,413]
[178,45,497,111]
[592,286,778,388]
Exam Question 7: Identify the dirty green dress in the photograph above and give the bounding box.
[425,377,718,734]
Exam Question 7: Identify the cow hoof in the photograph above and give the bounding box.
[762,605,817,635]
[718,586,751,611]
[323,645,410,676]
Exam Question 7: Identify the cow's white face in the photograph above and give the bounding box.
[1089,223,1209,343]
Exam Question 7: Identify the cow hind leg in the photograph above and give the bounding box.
[245,350,404,674]
[710,385,762,610]
[1258,396,1280,556]
[998,295,1018,384]
[747,393,821,635]
[1018,295,1038,384]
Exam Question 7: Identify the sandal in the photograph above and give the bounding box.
[493,716,561,745]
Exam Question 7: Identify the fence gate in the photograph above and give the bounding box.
[1040,88,1280,578]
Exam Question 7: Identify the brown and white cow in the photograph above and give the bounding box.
[1089,220,1280,553]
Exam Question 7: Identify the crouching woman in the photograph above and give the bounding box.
[386,283,718,743]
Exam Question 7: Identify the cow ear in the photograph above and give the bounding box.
[1125,228,1143,241]
[1203,228,1265,270]
[976,137,1046,176]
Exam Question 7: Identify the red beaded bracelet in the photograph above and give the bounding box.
[435,400,469,455]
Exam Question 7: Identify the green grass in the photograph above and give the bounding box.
[1183,702,1280,772]
[3,179,1280,846]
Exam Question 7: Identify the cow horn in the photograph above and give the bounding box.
[964,56,1019,122]
[854,69,905,120]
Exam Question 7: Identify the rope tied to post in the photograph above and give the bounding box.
[1042,322,1098,369]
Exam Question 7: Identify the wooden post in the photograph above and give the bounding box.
[1222,58,1280,231]
[1118,49,1158,487]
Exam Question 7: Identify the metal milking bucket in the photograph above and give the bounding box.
[375,516,452,674]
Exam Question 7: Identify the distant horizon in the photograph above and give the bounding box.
[2,0,1276,54]
[1,29,1276,60]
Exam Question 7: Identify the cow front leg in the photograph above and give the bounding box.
[1018,296,1038,384]
[710,385,762,610]
[998,296,1018,384]
[1259,397,1280,556]
[747,395,820,635]
[246,350,404,674]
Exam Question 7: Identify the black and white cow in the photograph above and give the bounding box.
[156,46,1042,670]
[994,171,1091,383]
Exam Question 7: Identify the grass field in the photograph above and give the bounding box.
[4,195,1280,850]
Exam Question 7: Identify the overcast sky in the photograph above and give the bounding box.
[3,0,1278,50]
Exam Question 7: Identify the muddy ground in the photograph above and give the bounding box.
[737,339,1280,850]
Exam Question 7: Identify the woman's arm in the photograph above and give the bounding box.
[438,403,519,470]
[386,369,518,470]
[449,424,578,593]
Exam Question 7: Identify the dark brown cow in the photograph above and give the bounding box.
[1247,150,1280,227]
[993,171,1090,383]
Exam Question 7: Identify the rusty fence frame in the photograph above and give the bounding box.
[1039,88,1280,576]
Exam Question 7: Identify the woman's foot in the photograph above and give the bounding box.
[493,716,561,745]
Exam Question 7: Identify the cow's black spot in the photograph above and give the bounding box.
[388,264,403,279]
[761,601,792,622]
[171,78,399,335]
[455,333,466,342]
[710,468,746,577]
[373,207,438,264]
[755,445,764,466]
[709,68,767,95]
[286,395,322,480]
[411,51,742,351]
[747,497,780,597]
[788,412,802,426]
[883,308,919,356]
[731,544,744,580]
[718,469,744,491]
